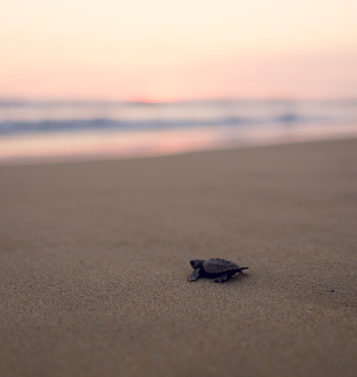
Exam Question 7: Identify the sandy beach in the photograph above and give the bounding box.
[0,138,356,377]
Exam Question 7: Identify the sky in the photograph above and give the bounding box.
[1,0,357,101]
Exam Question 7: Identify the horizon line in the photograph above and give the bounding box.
[1,96,357,106]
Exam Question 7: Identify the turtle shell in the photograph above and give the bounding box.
[202,258,239,274]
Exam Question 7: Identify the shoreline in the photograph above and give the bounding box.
[1,131,357,167]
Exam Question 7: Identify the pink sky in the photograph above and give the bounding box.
[1,0,357,101]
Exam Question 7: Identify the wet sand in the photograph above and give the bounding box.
[1,138,356,377]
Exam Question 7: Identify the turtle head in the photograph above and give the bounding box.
[190,259,204,269]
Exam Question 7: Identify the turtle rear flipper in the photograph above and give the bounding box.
[214,273,229,283]
[188,269,201,282]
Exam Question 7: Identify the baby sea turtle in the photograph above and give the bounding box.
[188,258,248,283]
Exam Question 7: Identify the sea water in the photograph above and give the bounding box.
[0,100,356,164]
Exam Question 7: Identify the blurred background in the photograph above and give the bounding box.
[1,0,357,164]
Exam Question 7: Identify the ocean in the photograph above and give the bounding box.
[0,99,356,164]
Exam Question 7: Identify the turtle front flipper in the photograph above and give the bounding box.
[214,273,229,283]
[188,269,201,282]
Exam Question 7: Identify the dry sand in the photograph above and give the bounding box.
[0,138,356,377]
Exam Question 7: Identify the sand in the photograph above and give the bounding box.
[0,138,356,377]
